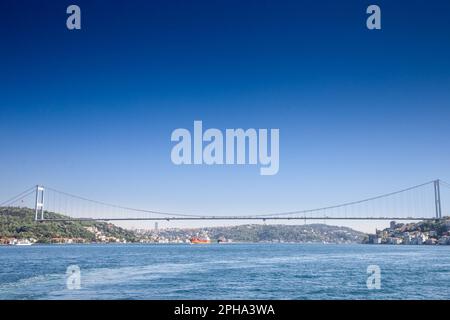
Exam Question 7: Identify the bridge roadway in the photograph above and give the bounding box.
[40,216,440,222]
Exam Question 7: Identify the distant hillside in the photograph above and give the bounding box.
[365,218,450,245]
[1,207,368,244]
[150,224,367,244]
[0,207,137,243]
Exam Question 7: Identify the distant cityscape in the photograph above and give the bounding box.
[366,219,450,245]
[1,207,450,246]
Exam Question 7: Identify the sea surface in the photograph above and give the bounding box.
[0,243,449,300]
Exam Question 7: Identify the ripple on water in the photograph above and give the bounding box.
[0,244,449,299]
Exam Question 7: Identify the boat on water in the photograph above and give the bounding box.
[9,239,34,246]
[190,236,211,244]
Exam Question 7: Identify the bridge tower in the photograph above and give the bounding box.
[34,185,45,221]
[434,180,442,219]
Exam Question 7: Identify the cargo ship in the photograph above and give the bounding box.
[190,235,211,244]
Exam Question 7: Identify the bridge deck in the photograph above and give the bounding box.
[40,217,439,222]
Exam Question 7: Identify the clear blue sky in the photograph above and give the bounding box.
[1,0,449,232]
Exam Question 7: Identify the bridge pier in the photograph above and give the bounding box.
[434,180,442,219]
[34,185,45,221]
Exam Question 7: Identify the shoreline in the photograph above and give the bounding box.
[2,242,450,247]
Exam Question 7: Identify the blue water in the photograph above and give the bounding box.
[0,244,449,299]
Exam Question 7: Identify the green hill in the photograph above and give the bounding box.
[0,207,136,243]
[204,224,367,243]
[149,224,367,243]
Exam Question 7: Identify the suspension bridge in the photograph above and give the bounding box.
[0,179,449,222]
